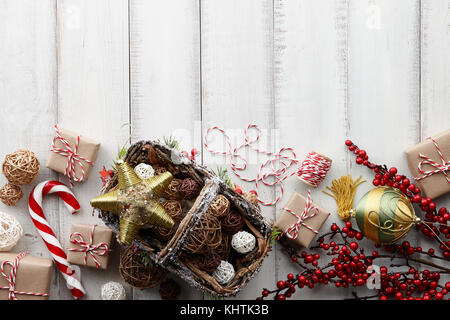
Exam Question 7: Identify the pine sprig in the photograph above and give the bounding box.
[140,250,151,268]
[271,227,282,245]
[163,135,180,150]
[213,166,234,189]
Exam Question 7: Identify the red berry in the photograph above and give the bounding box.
[277,281,285,289]
[358,150,366,157]
[356,157,363,165]
[276,294,286,300]
[412,194,422,203]
[389,167,398,175]
[402,178,410,186]
[349,242,358,251]
[373,179,380,186]
[395,175,402,182]
[345,140,352,146]
[287,273,294,280]
[331,224,339,232]
[429,202,437,211]
[262,289,269,297]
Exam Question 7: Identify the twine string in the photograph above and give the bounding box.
[282,190,319,240]
[414,137,450,183]
[297,151,332,187]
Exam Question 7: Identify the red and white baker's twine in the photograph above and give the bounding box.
[204,124,331,205]
[0,252,50,300]
[282,190,319,240]
[68,224,109,269]
[51,124,94,188]
[28,180,86,299]
[414,137,450,183]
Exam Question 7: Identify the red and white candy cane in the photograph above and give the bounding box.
[204,124,299,206]
[28,180,86,299]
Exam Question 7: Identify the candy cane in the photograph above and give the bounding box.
[28,180,86,299]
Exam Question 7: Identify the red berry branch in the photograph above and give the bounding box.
[258,139,450,300]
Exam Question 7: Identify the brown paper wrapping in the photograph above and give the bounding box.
[67,224,113,270]
[405,129,450,199]
[46,127,100,182]
[0,252,53,300]
[275,192,330,248]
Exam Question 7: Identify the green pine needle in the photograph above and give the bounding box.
[163,135,180,150]
[271,227,282,245]
[213,166,234,189]
[139,250,151,268]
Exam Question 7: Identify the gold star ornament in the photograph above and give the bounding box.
[90,160,175,245]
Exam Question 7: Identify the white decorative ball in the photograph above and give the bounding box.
[0,212,23,251]
[231,231,256,254]
[212,260,235,285]
[101,281,127,300]
[134,163,155,180]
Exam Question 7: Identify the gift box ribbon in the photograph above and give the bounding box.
[67,225,109,269]
[283,190,319,240]
[414,137,450,184]
[51,124,95,187]
[0,252,50,300]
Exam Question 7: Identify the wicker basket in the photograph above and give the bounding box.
[98,140,271,296]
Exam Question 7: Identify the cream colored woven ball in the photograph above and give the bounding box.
[101,281,127,300]
[231,231,256,254]
[0,212,23,251]
[134,163,155,180]
[212,260,235,285]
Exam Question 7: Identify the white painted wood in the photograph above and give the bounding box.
[273,0,350,299]
[129,0,203,300]
[200,0,275,300]
[0,0,60,299]
[57,0,131,300]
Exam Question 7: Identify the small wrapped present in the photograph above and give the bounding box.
[46,125,100,186]
[275,191,330,248]
[67,224,112,270]
[0,252,53,300]
[405,129,450,199]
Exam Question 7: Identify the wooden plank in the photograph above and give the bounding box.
[56,0,130,300]
[129,0,203,300]
[200,0,275,299]
[0,0,60,299]
[347,0,421,297]
[420,0,450,256]
[273,0,350,299]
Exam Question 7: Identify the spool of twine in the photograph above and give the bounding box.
[185,215,222,254]
[297,151,332,188]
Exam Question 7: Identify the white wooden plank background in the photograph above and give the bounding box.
[0,0,449,300]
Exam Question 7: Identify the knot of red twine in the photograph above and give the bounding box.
[414,137,450,183]
[283,190,319,240]
[67,225,109,269]
[0,252,50,300]
[51,124,94,187]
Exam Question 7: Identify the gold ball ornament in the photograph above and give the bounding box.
[90,160,175,245]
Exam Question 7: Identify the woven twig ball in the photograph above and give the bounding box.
[153,165,167,175]
[153,225,175,242]
[134,163,155,180]
[119,247,166,289]
[244,192,259,206]
[101,281,126,300]
[196,252,222,273]
[231,231,256,254]
[216,233,231,260]
[221,210,244,234]
[206,194,230,219]
[159,279,181,300]
[0,183,23,206]
[177,178,201,200]
[163,179,183,200]
[0,212,23,251]
[2,150,40,186]
[212,260,235,285]
[162,200,183,222]
[185,215,222,254]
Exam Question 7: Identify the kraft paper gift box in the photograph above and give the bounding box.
[0,252,53,300]
[67,223,113,270]
[405,129,450,199]
[46,127,100,182]
[275,192,330,248]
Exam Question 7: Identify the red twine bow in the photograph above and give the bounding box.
[182,148,199,161]
[0,252,50,300]
[67,225,109,269]
[283,190,319,240]
[51,124,94,187]
[414,137,450,183]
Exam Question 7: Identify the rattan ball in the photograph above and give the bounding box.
[2,150,40,186]
[221,210,244,234]
[153,225,175,242]
[244,192,259,206]
[0,183,23,206]
[216,233,231,260]
[153,165,168,175]
[134,163,155,180]
[0,211,23,251]
[206,194,230,219]
[231,231,256,254]
[163,179,183,200]
[185,215,222,254]
[212,260,235,285]
[177,178,201,200]
[119,246,166,289]
[101,281,126,300]
[196,252,222,273]
[162,200,183,222]
[159,279,181,300]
